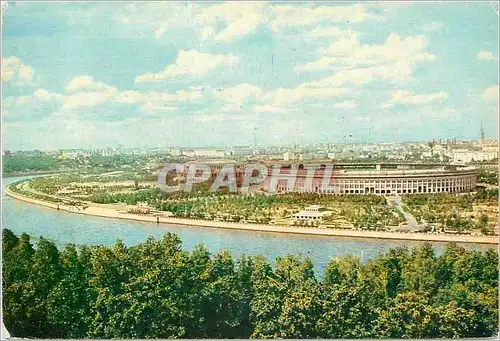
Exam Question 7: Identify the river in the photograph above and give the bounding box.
[1,176,493,276]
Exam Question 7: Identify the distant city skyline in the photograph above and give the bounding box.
[1,2,499,150]
[2,135,496,154]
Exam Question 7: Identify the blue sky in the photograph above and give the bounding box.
[1,1,499,150]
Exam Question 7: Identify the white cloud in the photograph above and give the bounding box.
[200,26,216,40]
[332,100,357,110]
[315,33,435,69]
[65,75,116,93]
[61,76,119,110]
[269,3,384,31]
[382,90,448,108]
[301,62,414,89]
[254,104,290,113]
[296,33,436,91]
[420,21,444,32]
[297,33,435,73]
[194,113,250,122]
[115,89,203,105]
[307,26,356,38]
[207,2,267,42]
[3,89,63,112]
[219,103,243,112]
[135,50,239,83]
[144,3,208,39]
[296,58,357,72]
[61,91,119,111]
[1,57,35,84]
[483,85,499,102]
[118,2,268,42]
[66,75,95,92]
[264,85,355,105]
[139,103,178,114]
[214,83,263,105]
[5,74,205,121]
[2,88,63,122]
[33,89,65,102]
[477,50,498,61]
[116,3,383,43]
[113,90,145,104]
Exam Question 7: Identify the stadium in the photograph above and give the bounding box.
[191,161,478,195]
[265,164,477,195]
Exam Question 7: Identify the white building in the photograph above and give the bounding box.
[168,148,182,156]
[292,205,332,221]
[449,149,498,163]
[183,148,227,158]
[230,145,254,156]
[283,151,295,161]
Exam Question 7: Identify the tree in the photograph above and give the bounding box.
[373,292,438,338]
[46,244,91,338]
[2,229,498,339]
[2,231,36,336]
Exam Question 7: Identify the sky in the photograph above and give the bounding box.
[1,1,499,150]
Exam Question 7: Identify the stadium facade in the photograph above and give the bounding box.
[266,166,477,195]
[183,161,477,195]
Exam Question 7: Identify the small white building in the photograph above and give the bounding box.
[183,148,227,158]
[292,205,332,221]
[283,151,295,161]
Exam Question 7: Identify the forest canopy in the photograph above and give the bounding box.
[2,229,498,339]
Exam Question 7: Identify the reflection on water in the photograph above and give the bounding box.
[1,176,493,276]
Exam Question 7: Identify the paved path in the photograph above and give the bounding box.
[386,195,421,232]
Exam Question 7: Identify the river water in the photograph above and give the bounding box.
[1,176,493,276]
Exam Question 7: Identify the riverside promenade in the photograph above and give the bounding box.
[5,186,498,245]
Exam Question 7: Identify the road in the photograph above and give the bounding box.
[386,195,421,232]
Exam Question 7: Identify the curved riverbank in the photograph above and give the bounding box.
[5,185,498,245]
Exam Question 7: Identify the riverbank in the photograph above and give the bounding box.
[5,185,498,244]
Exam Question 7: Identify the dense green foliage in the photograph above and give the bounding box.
[402,189,498,234]
[2,229,498,339]
[3,153,162,175]
[3,155,59,173]
[477,169,498,185]
[95,189,396,227]
[9,180,64,204]
[30,175,400,228]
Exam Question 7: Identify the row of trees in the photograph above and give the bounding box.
[89,189,163,206]
[3,155,59,173]
[402,189,498,234]
[477,169,498,185]
[9,181,64,204]
[83,186,397,227]
[404,188,498,208]
[3,229,498,339]
[3,153,162,176]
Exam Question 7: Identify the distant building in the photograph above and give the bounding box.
[292,205,332,221]
[183,148,226,158]
[230,145,254,157]
[99,148,118,156]
[283,151,295,161]
[168,148,182,156]
[449,149,498,163]
[59,149,82,159]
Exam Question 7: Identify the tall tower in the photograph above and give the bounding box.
[480,123,486,142]
[253,127,257,155]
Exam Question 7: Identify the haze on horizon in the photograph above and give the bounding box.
[1,1,499,151]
